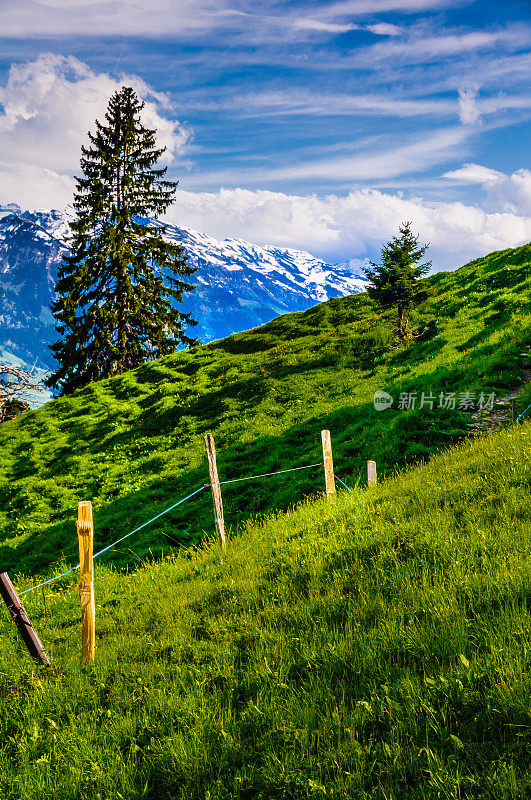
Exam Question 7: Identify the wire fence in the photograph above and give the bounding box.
[17,459,352,597]
[16,399,531,600]
[8,406,530,669]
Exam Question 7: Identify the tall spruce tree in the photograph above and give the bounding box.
[47,86,197,394]
[363,221,431,342]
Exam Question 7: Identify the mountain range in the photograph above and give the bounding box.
[0,205,366,372]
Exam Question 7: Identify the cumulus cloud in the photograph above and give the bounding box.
[458,85,480,125]
[1,52,528,273]
[165,186,531,269]
[0,54,191,207]
[3,161,529,270]
[444,164,531,215]
[0,162,75,211]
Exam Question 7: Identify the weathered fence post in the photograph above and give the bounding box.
[204,432,226,550]
[77,501,95,663]
[321,429,336,498]
[367,460,377,487]
[0,573,52,668]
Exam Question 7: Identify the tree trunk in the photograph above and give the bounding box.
[397,305,405,341]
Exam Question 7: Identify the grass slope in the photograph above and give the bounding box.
[0,423,530,799]
[0,243,530,576]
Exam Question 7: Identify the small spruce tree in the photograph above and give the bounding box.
[47,86,197,394]
[363,221,431,342]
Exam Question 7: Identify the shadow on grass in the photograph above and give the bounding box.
[3,312,531,579]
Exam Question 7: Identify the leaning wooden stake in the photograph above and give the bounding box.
[321,429,336,497]
[367,460,377,487]
[77,501,95,663]
[0,572,52,669]
[204,432,226,550]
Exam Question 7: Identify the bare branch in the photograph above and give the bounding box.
[0,363,48,423]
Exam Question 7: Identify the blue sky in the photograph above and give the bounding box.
[0,0,529,268]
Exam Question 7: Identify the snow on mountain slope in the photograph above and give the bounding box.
[0,206,366,369]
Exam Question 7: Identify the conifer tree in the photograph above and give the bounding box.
[47,86,197,394]
[363,221,431,342]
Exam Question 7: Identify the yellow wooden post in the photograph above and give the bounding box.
[368,460,377,487]
[204,432,226,550]
[77,501,95,663]
[321,429,336,497]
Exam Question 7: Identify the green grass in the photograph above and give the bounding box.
[0,242,530,798]
[0,422,530,799]
[0,242,529,577]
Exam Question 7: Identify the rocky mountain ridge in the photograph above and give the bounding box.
[0,206,366,369]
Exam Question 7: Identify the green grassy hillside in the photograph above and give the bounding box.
[0,243,530,576]
[1,423,530,799]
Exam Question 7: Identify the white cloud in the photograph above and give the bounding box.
[205,88,455,117]
[349,26,531,67]
[272,127,469,181]
[164,186,531,268]
[313,0,457,17]
[0,0,238,38]
[458,85,480,125]
[293,19,359,34]
[3,119,529,269]
[292,18,401,36]
[182,126,470,187]
[366,23,401,36]
[444,164,531,215]
[0,0,457,41]
[184,85,530,126]
[0,161,75,211]
[443,163,502,184]
[0,54,191,208]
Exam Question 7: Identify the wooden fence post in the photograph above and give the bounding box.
[321,429,336,497]
[77,501,95,663]
[204,432,226,550]
[368,460,377,487]
[0,573,52,668]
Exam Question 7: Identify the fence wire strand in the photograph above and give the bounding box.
[334,474,352,492]
[218,462,322,486]
[18,485,207,596]
[510,402,531,428]
[92,485,206,561]
[16,458,347,598]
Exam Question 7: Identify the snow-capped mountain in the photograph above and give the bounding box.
[0,206,366,370]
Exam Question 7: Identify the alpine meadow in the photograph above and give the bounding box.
[0,240,530,798]
[1,0,531,797]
